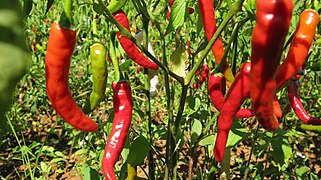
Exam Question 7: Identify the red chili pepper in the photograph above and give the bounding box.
[207,72,253,118]
[207,72,282,119]
[287,78,321,125]
[102,81,133,179]
[113,10,158,70]
[250,0,293,131]
[188,7,195,14]
[273,96,282,118]
[169,0,175,7]
[45,22,98,132]
[275,9,319,89]
[198,0,234,85]
[192,64,209,89]
[214,62,251,162]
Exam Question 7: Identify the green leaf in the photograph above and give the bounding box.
[40,162,50,173]
[188,96,200,112]
[127,135,150,167]
[50,158,65,163]
[169,44,187,77]
[82,163,100,180]
[191,119,202,145]
[226,122,249,148]
[271,138,292,166]
[185,96,201,116]
[309,172,319,180]
[165,0,188,35]
[74,149,89,156]
[198,134,215,146]
[54,151,65,158]
[296,166,310,179]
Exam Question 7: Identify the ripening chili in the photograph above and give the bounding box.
[192,64,209,89]
[214,62,251,162]
[45,22,98,132]
[102,81,133,180]
[275,9,319,89]
[250,0,293,131]
[89,43,107,111]
[287,77,321,125]
[198,0,234,85]
[113,10,158,70]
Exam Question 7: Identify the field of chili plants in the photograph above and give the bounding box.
[1,0,321,179]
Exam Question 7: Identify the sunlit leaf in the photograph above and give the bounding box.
[165,0,187,35]
[191,119,202,145]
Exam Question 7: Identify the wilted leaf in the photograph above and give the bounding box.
[169,44,187,77]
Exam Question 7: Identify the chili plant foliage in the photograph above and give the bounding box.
[1,0,321,179]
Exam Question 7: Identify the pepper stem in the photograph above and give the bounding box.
[59,0,73,28]
[109,35,120,82]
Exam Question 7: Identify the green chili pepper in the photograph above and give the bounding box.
[107,0,128,14]
[89,43,108,111]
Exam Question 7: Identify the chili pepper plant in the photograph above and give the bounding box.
[1,0,321,179]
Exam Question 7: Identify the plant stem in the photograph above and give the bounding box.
[184,0,245,85]
[161,31,172,180]
[60,0,73,28]
[109,37,120,82]
[220,147,231,179]
[142,18,155,180]
[91,2,99,43]
[173,85,188,136]
[64,0,72,23]
[203,111,220,134]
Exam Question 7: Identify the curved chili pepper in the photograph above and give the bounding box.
[287,78,321,125]
[198,0,234,85]
[89,43,107,111]
[45,22,98,132]
[207,72,253,118]
[102,81,133,180]
[192,64,209,89]
[250,0,293,131]
[214,62,251,162]
[275,9,319,89]
[113,10,158,70]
